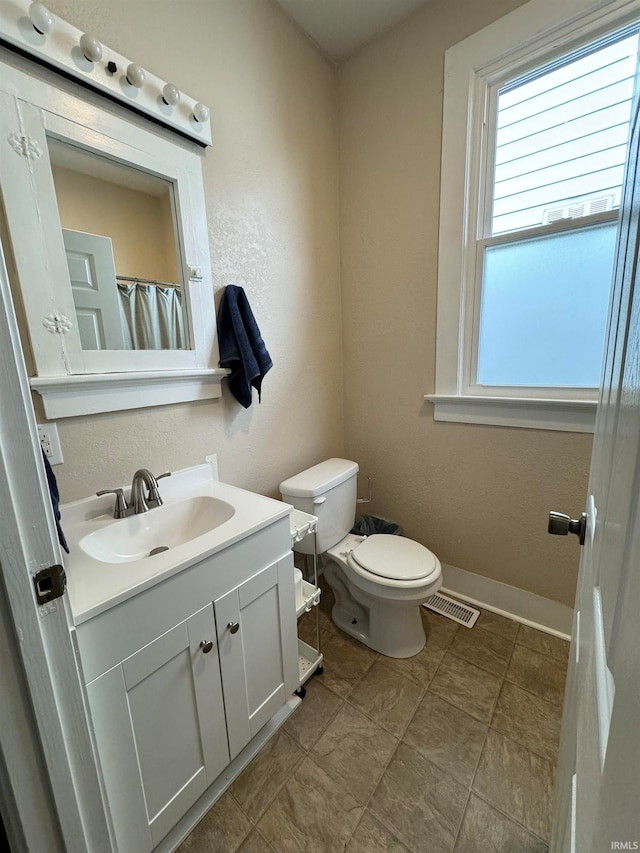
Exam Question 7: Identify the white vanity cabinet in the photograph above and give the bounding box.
[73,517,298,853]
[85,604,229,852]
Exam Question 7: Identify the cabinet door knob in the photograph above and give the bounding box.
[200,640,213,654]
[227,621,240,634]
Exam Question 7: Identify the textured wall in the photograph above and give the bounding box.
[39,0,343,501]
[24,0,592,608]
[338,0,592,607]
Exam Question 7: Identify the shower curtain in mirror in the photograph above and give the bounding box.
[117,283,186,350]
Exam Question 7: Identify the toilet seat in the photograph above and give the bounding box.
[348,534,439,583]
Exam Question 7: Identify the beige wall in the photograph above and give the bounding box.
[338,0,592,607]
[26,0,591,608]
[52,165,179,283]
[42,0,343,502]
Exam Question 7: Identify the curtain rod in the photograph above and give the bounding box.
[116,275,181,289]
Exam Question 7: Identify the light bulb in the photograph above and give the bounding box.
[126,63,145,88]
[79,33,102,63]
[192,102,210,123]
[29,2,53,34]
[162,83,180,106]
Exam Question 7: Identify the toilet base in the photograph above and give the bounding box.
[324,560,428,658]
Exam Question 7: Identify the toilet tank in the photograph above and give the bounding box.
[279,459,359,554]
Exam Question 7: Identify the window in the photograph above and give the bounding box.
[429,0,640,432]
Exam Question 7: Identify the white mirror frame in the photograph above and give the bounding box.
[0,50,226,418]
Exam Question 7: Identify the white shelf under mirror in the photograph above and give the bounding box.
[31,369,229,419]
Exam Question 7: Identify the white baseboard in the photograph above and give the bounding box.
[440,563,573,640]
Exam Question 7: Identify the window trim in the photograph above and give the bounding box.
[429,0,640,432]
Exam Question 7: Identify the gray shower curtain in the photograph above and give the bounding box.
[117,283,186,350]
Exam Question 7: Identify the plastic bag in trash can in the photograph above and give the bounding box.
[351,515,402,536]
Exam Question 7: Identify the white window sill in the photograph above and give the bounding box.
[425,394,596,433]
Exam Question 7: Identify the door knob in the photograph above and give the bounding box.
[200,640,213,654]
[548,511,587,545]
[227,621,240,634]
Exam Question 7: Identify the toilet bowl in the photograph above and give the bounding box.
[324,532,441,657]
[279,458,442,658]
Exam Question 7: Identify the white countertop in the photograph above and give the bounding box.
[61,464,292,624]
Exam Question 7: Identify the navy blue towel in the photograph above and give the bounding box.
[42,450,69,554]
[218,285,273,409]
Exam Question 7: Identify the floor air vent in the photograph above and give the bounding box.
[422,594,480,627]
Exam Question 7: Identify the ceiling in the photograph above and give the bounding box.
[273,0,433,62]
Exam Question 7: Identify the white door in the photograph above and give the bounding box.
[63,228,125,350]
[551,76,640,851]
[0,237,110,849]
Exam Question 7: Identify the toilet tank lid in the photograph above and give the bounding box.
[280,458,359,498]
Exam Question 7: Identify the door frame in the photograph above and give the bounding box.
[0,232,112,851]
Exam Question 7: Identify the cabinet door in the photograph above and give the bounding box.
[215,555,298,759]
[86,604,229,852]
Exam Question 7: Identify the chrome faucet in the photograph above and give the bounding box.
[131,468,163,514]
[97,469,170,518]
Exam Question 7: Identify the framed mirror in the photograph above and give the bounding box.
[49,139,187,352]
[0,50,225,417]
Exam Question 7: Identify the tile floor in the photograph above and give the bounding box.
[178,584,569,853]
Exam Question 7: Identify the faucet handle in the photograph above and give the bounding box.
[146,471,171,509]
[96,488,131,519]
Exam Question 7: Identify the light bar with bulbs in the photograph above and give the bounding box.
[0,1,212,146]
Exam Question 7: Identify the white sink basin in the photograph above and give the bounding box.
[79,495,236,564]
[61,464,293,624]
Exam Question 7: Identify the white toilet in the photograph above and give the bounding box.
[280,458,442,658]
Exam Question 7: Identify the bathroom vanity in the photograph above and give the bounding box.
[62,465,299,852]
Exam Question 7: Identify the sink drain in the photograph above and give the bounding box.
[149,546,169,556]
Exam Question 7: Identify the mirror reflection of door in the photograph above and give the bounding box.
[49,138,187,351]
[63,229,124,351]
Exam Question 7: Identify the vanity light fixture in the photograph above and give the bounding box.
[28,2,52,34]
[1,0,212,145]
[126,63,145,88]
[162,83,180,106]
[192,102,210,123]
[79,33,102,63]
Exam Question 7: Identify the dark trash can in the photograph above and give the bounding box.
[351,515,402,536]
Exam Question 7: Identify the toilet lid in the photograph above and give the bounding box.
[350,534,438,581]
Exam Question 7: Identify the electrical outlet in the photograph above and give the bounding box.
[37,423,64,465]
